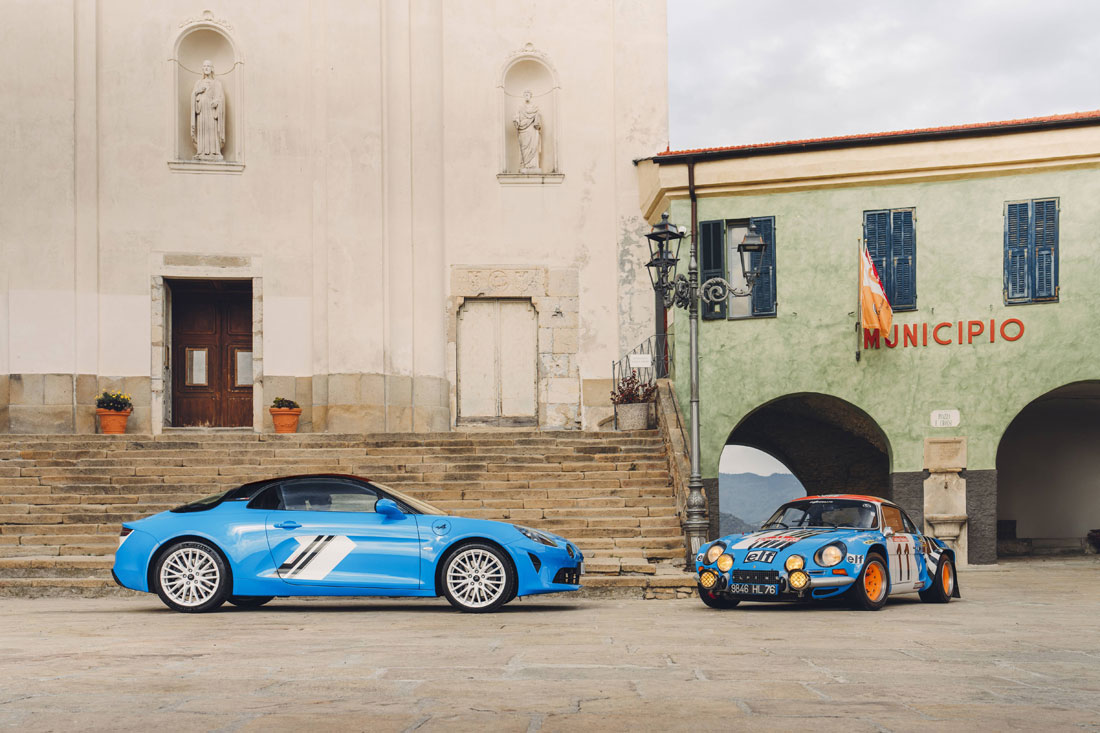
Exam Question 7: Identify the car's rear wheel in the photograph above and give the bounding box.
[153,540,229,613]
[849,552,888,611]
[697,585,740,609]
[919,556,955,603]
[441,543,515,613]
[228,595,274,608]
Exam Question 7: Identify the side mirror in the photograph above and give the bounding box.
[883,527,895,537]
[376,498,403,517]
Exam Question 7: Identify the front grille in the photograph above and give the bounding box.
[730,569,779,584]
[553,565,581,584]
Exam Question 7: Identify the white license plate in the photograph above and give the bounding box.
[729,583,777,596]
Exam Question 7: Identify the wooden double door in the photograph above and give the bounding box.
[456,299,537,426]
[171,280,253,427]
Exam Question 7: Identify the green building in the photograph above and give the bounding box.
[636,112,1100,564]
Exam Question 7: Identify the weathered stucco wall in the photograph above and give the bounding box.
[666,162,1100,477]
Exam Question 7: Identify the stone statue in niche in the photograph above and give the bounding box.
[191,60,226,161]
[513,90,542,173]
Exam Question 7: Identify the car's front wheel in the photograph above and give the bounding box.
[919,556,955,603]
[228,595,274,609]
[849,552,889,611]
[697,585,740,609]
[153,540,230,613]
[441,543,515,613]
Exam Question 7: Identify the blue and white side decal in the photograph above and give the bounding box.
[277,535,355,581]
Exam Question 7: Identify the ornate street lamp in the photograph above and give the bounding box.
[646,214,768,558]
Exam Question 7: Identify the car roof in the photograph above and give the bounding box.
[789,494,889,505]
[229,473,373,499]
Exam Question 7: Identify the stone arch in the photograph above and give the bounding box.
[498,44,560,177]
[169,12,245,172]
[723,392,893,498]
[996,380,1100,555]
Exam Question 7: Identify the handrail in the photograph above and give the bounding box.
[611,334,673,391]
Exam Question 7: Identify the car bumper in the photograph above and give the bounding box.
[696,565,857,598]
[112,528,159,593]
[506,537,584,596]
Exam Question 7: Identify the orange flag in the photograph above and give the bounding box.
[860,244,892,336]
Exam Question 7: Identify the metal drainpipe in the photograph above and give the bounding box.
[682,158,709,562]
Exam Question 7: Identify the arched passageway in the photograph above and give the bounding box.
[725,393,891,497]
[997,381,1100,556]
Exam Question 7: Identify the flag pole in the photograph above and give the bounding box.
[856,238,862,363]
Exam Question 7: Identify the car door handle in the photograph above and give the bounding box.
[274,521,301,530]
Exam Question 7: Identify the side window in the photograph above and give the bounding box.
[281,479,379,513]
[880,505,905,534]
[699,215,777,321]
[900,511,919,535]
[247,485,282,510]
[1005,198,1059,304]
[863,208,916,311]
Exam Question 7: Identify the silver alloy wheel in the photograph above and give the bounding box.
[159,546,221,607]
[445,548,506,609]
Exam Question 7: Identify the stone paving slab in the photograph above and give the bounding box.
[0,556,1097,731]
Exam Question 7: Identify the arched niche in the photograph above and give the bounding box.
[498,45,562,183]
[169,12,244,173]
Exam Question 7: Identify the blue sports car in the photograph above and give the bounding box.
[695,495,960,611]
[113,473,584,613]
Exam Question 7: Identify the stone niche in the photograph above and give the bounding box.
[170,12,244,173]
[498,44,561,183]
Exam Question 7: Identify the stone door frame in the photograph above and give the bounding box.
[150,253,263,434]
[447,266,581,430]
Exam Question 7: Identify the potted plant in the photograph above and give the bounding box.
[95,390,133,434]
[269,397,302,433]
[611,371,656,430]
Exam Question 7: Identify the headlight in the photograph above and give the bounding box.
[716,554,734,572]
[699,570,718,589]
[516,526,556,546]
[705,542,726,564]
[784,554,805,572]
[788,570,810,591]
[815,543,846,567]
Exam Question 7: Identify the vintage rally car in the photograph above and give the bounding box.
[113,473,584,614]
[695,494,959,610]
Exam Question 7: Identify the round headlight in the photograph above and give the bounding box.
[705,543,726,564]
[788,570,810,591]
[817,544,845,567]
[716,554,734,572]
[784,554,805,572]
[700,570,718,589]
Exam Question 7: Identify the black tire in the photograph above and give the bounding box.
[153,540,230,613]
[697,585,741,609]
[440,542,516,613]
[228,595,274,608]
[849,552,889,611]
[919,557,955,603]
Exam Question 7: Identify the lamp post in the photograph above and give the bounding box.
[645,213,768,557]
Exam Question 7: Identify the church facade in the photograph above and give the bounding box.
[1,1,667,435]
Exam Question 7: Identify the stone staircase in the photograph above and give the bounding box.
[0,431,695,598]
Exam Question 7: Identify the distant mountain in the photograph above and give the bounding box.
[718,511,756,537]
[719,472,805,529]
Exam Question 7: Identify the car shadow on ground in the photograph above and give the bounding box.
[692,595,932,613]
[119,600,585,615]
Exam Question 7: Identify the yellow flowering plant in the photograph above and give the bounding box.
[95,390,133,411]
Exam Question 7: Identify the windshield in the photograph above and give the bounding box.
[373,482,446,516]
[762,499,878,530]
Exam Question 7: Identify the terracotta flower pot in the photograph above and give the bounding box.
[270,407,302,434]
[96,408,132,435]
[615,402,651,431]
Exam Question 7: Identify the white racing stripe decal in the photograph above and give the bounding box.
[732,528,831,551]
[277,535,355,580]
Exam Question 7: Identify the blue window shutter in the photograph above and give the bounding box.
[749,216,776,317]
[1032,198,1058,300]
[864,211,891,302]
[890,209,916,310]
[1004,202,1030,302]
[699,220,726,320]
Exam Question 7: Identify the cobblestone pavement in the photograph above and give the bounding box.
[1,557,1098,732]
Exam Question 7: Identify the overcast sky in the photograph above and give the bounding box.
[668,0,1100,150]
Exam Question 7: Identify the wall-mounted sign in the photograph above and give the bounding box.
[628,353,653,369]
[864,318,1023,350]
[930,409,960,428]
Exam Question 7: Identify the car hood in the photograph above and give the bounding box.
[716,527,870,554]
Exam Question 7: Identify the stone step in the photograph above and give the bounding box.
[0,555,113,578]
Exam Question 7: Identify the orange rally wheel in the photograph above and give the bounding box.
[863,561,885,602]
[941,561,953,594]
